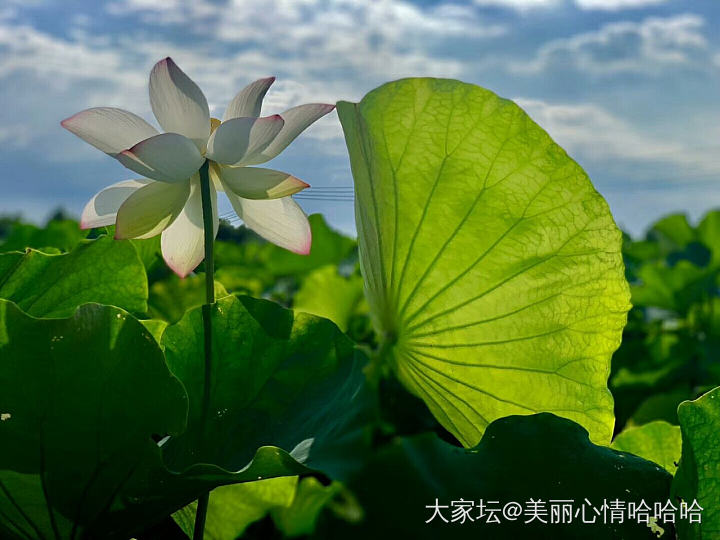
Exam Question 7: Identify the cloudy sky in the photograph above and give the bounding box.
[1,0,719,237]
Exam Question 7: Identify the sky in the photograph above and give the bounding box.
[0,0,719,238]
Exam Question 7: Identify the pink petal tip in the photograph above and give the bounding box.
[162,252,193,279]
[295,228,312,255]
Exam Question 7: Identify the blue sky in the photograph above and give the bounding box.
[1,0,719,237]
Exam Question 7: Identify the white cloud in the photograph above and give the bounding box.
[0,0,508,159]
[513,14,708,75]
[473,0,560,10]
[473,0,668,10]
[515,98,720,179]
[575,0,669,10]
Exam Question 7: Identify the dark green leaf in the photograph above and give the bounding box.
[318,414,672,539]
[161,295,374,480]
[0,300,187,539]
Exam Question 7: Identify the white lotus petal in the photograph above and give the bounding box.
[149,57,210,151]
[161,178,218,278]
[219,166,308,200]
[206,115,284,166]
[117,133,204,183]
[61,108,158,155]
[80,178,151,229]
[209,162,225,192]
[227,193,311,254]
[244,103,335,165]
[222,77,275,120]
[115,178,191,240]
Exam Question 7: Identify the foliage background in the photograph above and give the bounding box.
[1,203,717,538]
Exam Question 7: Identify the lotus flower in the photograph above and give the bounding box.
[62,57,334,277]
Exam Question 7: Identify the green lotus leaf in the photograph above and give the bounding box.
[97,225,165,275]
[0,235,147,317]
[672,386,720,539]
[0,300,187,539]
[294,265,365,332]
[0,295,372,539]
[160,295,373,480]
[317,413,672,540]
[611,421,681,474]
[337,78,630,446]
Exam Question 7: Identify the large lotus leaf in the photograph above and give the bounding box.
[0,300,187,539]
[0,219,86,253]
[611,421,682,474]
[337,78,630,446]
[317,413,672,540]
[161,294,373,481]
[294,265,365,332]
[0,235,147,317]
[672,386,720,539]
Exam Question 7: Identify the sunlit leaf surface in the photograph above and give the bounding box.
[611,421,681,474]
[0,236,147,317]
[338,78,630,446]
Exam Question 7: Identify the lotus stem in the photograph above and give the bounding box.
[194,159,214,540]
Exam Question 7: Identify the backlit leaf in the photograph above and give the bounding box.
[337,78,630,446]
[611,421,681,474]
